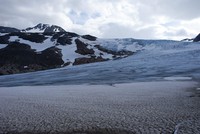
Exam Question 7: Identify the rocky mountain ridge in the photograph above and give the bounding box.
[0,26,20,33]
[21,23,66,33]
[0,24,135,75]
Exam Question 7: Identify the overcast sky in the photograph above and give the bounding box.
[0,0,200,40]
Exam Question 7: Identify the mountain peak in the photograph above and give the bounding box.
[34,23,50,30]
[22,23,66,33]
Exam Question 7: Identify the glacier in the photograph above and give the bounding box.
[0,39,200,87]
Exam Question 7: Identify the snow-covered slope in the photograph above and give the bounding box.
[1,37,200,86]
[21,23,66,33]
[0,31,136,75]
[2,33,135,66]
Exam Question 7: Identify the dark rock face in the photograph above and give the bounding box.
[9,32,47,43]
[51,32,79,45]
[57,36,72,45]
[0,34,10,44]
[32,23,49,31]
[22,23,49,32]
[81,35,97,41]
[193,33,200,42]
[66,32,79,38]
[44,25,66,33]
[73,56,108,65]
[37,47,64,67]
[0,42,36,66]
[75,39,95,55]
[0,64,46,75]
[0,26,20,33]
[0,42,64,75]
[181,38,194,42]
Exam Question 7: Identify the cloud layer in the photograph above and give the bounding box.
[0,0,200,40]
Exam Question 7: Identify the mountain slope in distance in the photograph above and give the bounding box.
[21,23,66,33]
[0,26,20,33]
[0,24,136,75]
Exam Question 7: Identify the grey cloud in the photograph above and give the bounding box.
[100,23,157,39]
[135,0,200,20]
[133,27,158,39]
[67,10,100,25]
[0,0,199,39]
[164,29,189,37]
[156,0,200,20]
[0,0,71,28]
[100,23,135,38]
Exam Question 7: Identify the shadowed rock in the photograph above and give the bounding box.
[37,46,64,67]
[73,56,108,65]
[75,39,95,55]
[0,34,10,44]
[193,33,200,42]
[9,32,47,43]
[0,42,64,75]
[81,35,97,41]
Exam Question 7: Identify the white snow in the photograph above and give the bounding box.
[0,44,7,49]
[79,37,142,60]
[95,38,143,52]
[9,36,55,51]
[54,28,60,32]
[0,33,8,36]
[57,37,116,64]
[24,28,45,33]
[23,66,28,69]
[79,37,143,53]
[57,38,90,64]
[8,35,129,64]
[9,36,19,42]
[93,48,113,59]
[164,77,192,81]
[57,45,83,64]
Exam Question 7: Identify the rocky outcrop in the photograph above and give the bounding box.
[73,56,108,65]
[44,25,66,33]
[0,34,10,44]
[10,32,47,43]
[75,39,95,55]
[193,33,200,42]
[0,64,47,75]
[181,38,194,42]
[57,36,72,45]
[0,42,64,75]
[81,35,97,41]
[37,46,64,67]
